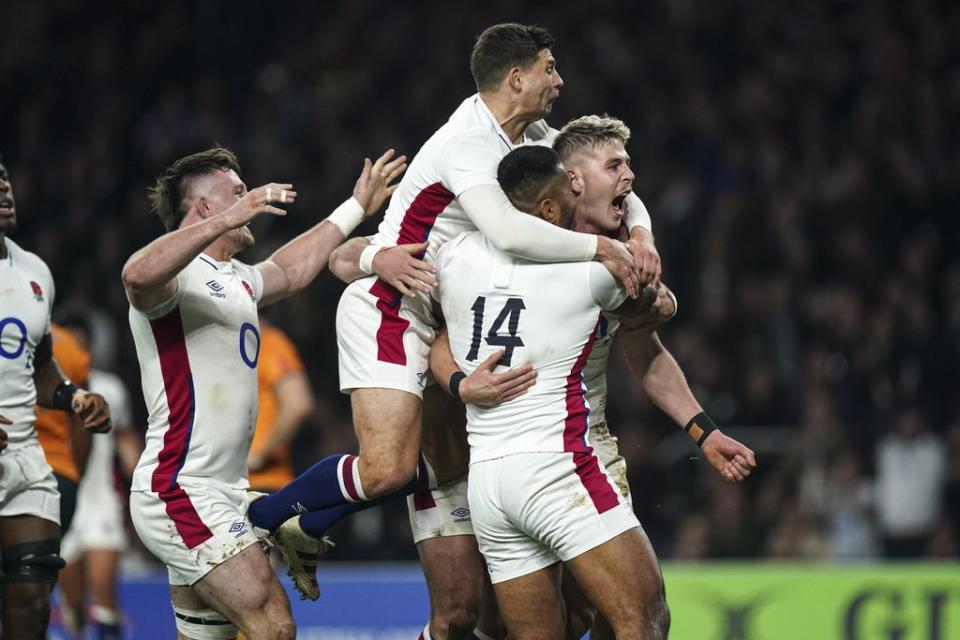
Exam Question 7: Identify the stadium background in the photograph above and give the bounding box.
[2,1,958,637]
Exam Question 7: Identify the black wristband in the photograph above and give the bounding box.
[684,411,718,447]
[449,372,467,402]
[52,381,79,412]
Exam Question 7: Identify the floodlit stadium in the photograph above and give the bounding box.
[1,1,957,638]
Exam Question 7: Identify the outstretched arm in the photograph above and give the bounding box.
[257,150,406,307]
[122,183,293,311]
[619,323,756,482]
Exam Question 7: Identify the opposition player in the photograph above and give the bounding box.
[248,318,315,494]
[121,146,404,639]
[35,323,93,537]
[247,25,659,625]
[58,312,143,639]
[433,144,667,638]
[0,157,111,639]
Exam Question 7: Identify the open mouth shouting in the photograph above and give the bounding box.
[611,191,630,220]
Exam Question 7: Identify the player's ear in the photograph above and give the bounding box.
[568,170,584,196]
[538,198,559,225]
[508,66,523,92]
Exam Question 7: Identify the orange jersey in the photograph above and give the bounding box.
[35,323,91,482]
[249,326,305,490]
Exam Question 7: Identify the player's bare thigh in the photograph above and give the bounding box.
[420,384,469,483]
[491,562,565,640]
[563,526,669,639]
[417,534,484,637]
[172,543,293,640]
[351,388,423,496]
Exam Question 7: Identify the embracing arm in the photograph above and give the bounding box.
[328,236,437,297]
[459,184,642,297]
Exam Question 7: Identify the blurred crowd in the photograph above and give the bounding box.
[1,0,957,563]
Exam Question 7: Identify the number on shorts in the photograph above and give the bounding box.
[465,296,526,366]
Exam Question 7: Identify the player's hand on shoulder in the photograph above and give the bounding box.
[373,242,438,297]
[626,226,661,288]
[353,149,407,216]
[71,390,112,434]
[227,183,296,227]
[701,430,756,482]
[461,350,538,406]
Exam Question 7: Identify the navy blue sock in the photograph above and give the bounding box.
[250,454,361,532]
[92,621,122,640]
[298,477,417,538]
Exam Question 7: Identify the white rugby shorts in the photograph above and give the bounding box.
[469,451,639,584]
[130,483,259,586]
[61,477,128,562]
[406,475,473,543]
[336,276,437,399]
[0,443,60,525]
[589,421,633,507]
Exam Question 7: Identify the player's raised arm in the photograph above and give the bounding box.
[122,147,293,311]
[256,149,405,307]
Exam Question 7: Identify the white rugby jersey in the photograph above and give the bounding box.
[370,94,553,269]
[582,314,620,427]
[129,254,263,492]
[435,232,627,463]
[82,369,132,494]
[0,238,55,450]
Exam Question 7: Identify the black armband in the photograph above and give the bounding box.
[52,381,80,412]
[449,371,467,402]
[684,411,718,447]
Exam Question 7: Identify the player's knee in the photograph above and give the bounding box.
[566,601,596,638]
[270,616,296,640]
[361,461,415,498]
[653,597,671,639]
[431,603,479,639]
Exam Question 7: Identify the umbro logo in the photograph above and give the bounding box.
[450,507,470,522]
[228,521,248,538]
[206,280,226,298]
[293,502,308,514]
[416,371,428,386]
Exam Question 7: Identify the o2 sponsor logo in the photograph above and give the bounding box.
[239,322,260,369]
[0,317,29,363]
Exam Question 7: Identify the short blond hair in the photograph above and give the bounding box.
[553,115,631,161]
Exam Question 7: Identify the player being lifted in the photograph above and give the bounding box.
[247,26,661,630]
[121,146,404,640]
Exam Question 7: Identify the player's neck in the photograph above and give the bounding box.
[202,236,236,263]
[572,218,611,237]
[480,93,532,144]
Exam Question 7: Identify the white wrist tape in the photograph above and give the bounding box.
[326,197,365,237]
[359,244,387,275]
